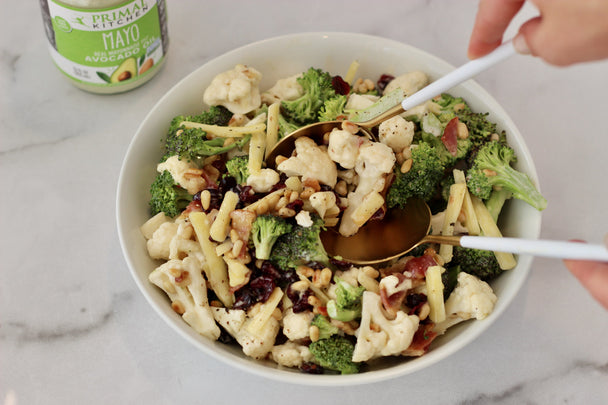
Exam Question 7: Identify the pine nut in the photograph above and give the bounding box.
[309,325,320,342]
[200,190,211,210]
[171,300,185,315]
[418,302,430,320]
[401,158,413,173]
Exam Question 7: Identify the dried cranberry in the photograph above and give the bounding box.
[300,362,324,374]
[270,173,288,192]
[219,175,237,194]
[211,158,226,173]
[260,260,282,279]
[236,184,260,205]
[287,285,313,313]
[406,293,427,314]
[332,75,350,95]
[285,199,303,213]
[233,275,276,310]
[204,188,223,212]
[377,74,394,92]
[329,258,353,271]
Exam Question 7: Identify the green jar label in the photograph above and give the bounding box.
[41,0,168,88]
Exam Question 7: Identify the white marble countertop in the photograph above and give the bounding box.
[2,1,607,404]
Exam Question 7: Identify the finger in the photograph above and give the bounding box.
[468,0,526,59]
[516,16,542,56]
[564,259,608,310]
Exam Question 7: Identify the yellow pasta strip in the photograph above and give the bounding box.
[453,169,481,236]
[439,183,467,263]
[265,102,280,158]
[248,131,266,174]
[180,121,266,138]
[470,196,517,270]
[189,211,234,307]
[246,287,283,336]
[344,60,360,85]
[426,265,446,323]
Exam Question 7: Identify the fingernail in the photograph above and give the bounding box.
[513,34,531,55]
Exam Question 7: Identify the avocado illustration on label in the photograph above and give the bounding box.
[110,58,137,83]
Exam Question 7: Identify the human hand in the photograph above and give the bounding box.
[563,235,608,310]
[468,0,608,66]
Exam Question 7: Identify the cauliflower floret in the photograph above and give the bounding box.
[146,221,179,260]
[295,210,313,227]
[149,257,221,340]
[212,307,280,359]
[270,341,313,368]
[282,308,314,341]
[327,128,363,169]
[203,64,262,114]
[434,272,498,334]
[339,142,395,236]
[309,191,338,219]
[352,291,420,362]
[383,70,429,96]
[140,212,170,240]
[277,136,337,187]
[246,168,280,193]
[345,93,379,110]
[261,74,303,104]
[378,115,415,153]
[168,220,204,262]
[157,155,206,195]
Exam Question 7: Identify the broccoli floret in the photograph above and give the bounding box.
[149,170,192,217]
[318,95,347,122]
[442,265,461,298]
[485,188,513,223]
[165,131,251,163]
[225,155,250,185]
[277,113,301,139]
[163,105,246,162]
[281,67,337,125]
[466,141,547,211]
[326,279,365,322]
[310,314,340,340]
[269,214,330,270]
[421,131,472,168]
[308,335,359,374]
[250,214,293,260]
[451,246,502,282]
[387,142,445,208]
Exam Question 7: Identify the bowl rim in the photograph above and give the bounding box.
[116,31,541,386]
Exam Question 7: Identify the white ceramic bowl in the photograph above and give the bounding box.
[116,32,542,385]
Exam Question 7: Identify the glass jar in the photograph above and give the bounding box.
[39,0,169,94]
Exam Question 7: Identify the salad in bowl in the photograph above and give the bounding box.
[117,32,543,384]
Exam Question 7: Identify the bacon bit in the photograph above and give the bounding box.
[404,255,437,279]
[183,199,203,216]
[402,323,438,357]
[441,117,460,157]
[317,306,328,317]
[332,75,350,95]
[380,273,409,317]
[302,178,321,192]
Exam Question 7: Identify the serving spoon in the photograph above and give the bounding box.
[263,41,608,265]
[266,40,517,167]
[320,198,608,265]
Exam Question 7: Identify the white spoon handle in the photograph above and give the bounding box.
[401,40,516,111]
[460,236,608,261]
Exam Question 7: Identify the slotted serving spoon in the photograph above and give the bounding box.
[320,198,608,265]
[266,40,517,167]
